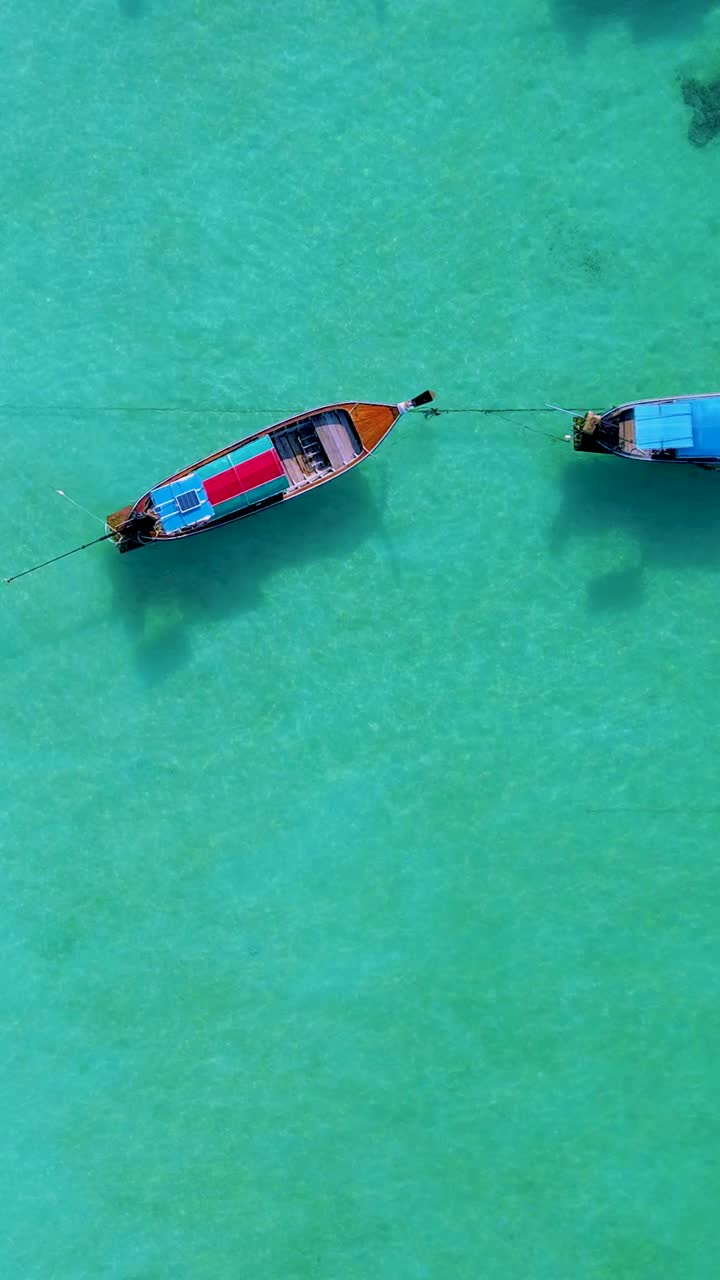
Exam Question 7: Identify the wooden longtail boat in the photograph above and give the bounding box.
[106,391,435,552]
[572,393,720,466]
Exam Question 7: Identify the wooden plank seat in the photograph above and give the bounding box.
[315,418,362,470]
[275,433,309,486]
[618,413,635,452]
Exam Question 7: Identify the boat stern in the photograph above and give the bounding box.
[572,411,602,451]
[105,503,157,552]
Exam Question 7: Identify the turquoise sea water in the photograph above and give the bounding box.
[3,2,720,1275]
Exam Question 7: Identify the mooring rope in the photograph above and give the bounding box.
[416,405,572,442]
[0,402,575,445]
[0,403,573,416]
[419,407,557,414]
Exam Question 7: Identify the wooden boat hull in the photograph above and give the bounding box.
[106,393,434,551]
[572,392,720,467]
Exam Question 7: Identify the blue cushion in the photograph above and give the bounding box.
[157,511,185,534]
[676,397,720,458]
[634,402,658,421]
[631,396,720,455]
[150,483,176,511]
[151,472,215,532]
[659,400,692,417]
[634,403,693,450]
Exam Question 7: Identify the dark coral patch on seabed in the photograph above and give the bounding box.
[681,77,720,147]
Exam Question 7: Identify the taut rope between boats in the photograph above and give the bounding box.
[0,403,578,417]
[0,401,577,445]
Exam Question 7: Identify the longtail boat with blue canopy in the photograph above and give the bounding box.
[106,391,435,552]
[572,393,720,467]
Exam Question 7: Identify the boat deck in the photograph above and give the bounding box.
[616,410,650,458]
[274,410,362,489]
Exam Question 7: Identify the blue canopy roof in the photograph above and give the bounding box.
[151,473,214,533]
[634,397,720,457]
[634,401,693,450]
[677,397,720,458]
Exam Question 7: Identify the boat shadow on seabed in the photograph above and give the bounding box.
[549,456,720,612]
[108,469,383,682]
[549,0,715,43]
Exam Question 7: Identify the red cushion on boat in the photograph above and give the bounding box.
[203,449,283,505]
[235,449,284,491]
[204,467,244,505]
[203,448,284,506]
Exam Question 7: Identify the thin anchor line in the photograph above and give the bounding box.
[54,488,106,526]
[3,533,114,584]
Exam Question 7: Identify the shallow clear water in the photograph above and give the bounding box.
[2,2,720,1276]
